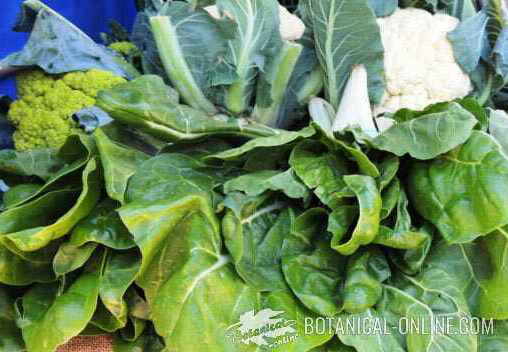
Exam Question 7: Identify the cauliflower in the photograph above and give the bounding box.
[374,8,473,115]
[204,4,305,41]
[8,69,126,151]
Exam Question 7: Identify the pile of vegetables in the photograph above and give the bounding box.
[1,0,508,351]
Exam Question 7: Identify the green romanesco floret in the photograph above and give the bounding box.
[8,69,126,151]
[108,41,139,56]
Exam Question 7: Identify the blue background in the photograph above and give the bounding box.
[0,0,138,98]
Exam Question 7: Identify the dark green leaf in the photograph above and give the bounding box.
[0,159,101,252]
[223,169,310,199]
[408,131,508,242]
[333,175,381,255]
[282,208,345,316]
[210,126,315,161]
[372,103,477,160]
[18,269,101,352]
[69,200,136,250]
[126,153,225,206]
[290,140,353,209]
[95,128,149,204]
[0,285,25,351]
[343,248,390,313]
[222,194,292,292]
[97,75,276,142]
[0,244,54,285]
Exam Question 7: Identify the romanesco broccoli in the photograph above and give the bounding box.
[8,69,126,151]
[108,41,139,56]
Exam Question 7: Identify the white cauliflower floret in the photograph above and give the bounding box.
[204,4,305,41]
[374,8,473,115]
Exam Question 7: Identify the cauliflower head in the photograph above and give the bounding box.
[8,69,126,151]
[374,8,473,115]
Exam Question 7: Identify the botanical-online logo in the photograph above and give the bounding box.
[226,309,298,349]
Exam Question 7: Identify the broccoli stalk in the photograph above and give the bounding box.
[149,16,218,115]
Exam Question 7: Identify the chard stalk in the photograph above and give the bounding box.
[332,64,378,138]
[253,41,303,126]
[150,16,217,115]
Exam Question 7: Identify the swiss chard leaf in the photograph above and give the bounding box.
[408,131,508,243]
[223,169,310,199]
[371,103,478,160]
[97,75,276,142]
[488,108,508,155]
[479,320,508,351]
[99,250,141,330]
[211,126,315,161]
[119,194,260,351]
[0,286,25,351]
[282,208,345,317]
[126,153,226,206]
[222,194,292,291]
[0,159,101,252]
[0,245,54,285]
[289,139,353,209]
[52,242,97,276]
[95,128,149,204]
[336,309,405,352]
[68,200,136,250]
[374,187,430,249]
[333,175,381,255]
[18,268,102,352]
[0,149,65,181]
[342,248,390,313]
[461,228,508,319]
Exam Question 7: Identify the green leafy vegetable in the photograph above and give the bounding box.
[333,175,381,255]
[218,0,281,114]
[302,0,384,107]
[18,266,102,352]
[409,131,508,243]
[282,208,344,316]
[3,0,135,77]
[149,2,225,114]
[371,103,477,160]
[97,75,277,142]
